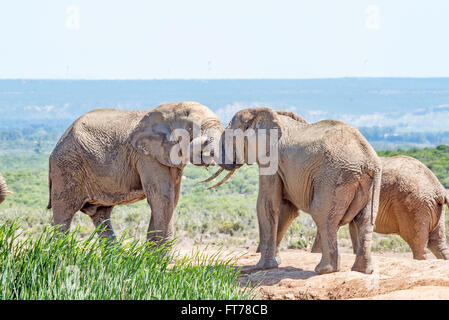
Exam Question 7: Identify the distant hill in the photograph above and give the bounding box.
[1,78,449,150]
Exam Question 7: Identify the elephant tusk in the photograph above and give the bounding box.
[6,191,13,194]
[197,167,224,184]
[207,169,236,189]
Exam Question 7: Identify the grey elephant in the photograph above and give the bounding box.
[204,108,382,274]
[310,155,449,260]
[48,102,223,244]
[0,172,12,204]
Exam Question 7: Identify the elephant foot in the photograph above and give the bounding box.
[412,251,428,260]
[439,250,449,260]
[275,252,282,265]
[314,261,339,275]
[255,257,279,270]
[351,256,374,274]
[310,238,322,253]
[427,244,449,260]
[99,235,117,248]
[256,245,282,264]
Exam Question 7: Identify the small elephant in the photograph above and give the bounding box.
[48,102,224,244]
[310,155,449,260]
[204,108,382,274]
[0,172,12,204]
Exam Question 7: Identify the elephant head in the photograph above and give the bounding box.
[201,107,283,188]
[0,172,12,204]
[129,102,224,168]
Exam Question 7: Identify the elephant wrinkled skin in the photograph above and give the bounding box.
[210,108,382,274]
[0,172,11,204]
[48,102,223,244]
[310,155,449,260]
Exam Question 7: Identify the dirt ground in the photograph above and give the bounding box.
[178,245,449,300]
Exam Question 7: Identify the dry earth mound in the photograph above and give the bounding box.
[236,249,449,300]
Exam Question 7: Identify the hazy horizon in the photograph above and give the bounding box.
[1,78,449,150]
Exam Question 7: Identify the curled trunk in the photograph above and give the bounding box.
[0,172,9,204]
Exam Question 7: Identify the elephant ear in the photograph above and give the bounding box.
[248,108,283,139]
[240,108,282,168]
[130,111,180,167]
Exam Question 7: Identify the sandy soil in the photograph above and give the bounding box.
[178,245,449,300]
[238,249,449,300]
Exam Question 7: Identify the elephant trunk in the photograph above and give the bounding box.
[199,130,240,188]
[217,129,242,171]
[190,117,226,166]
[0,173,10,204]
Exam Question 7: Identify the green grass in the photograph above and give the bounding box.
[0,221,254,300]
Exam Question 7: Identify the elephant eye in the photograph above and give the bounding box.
[185,127,193,138]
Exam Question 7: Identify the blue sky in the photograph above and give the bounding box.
[1,0,449,79]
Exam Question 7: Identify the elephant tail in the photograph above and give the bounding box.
[47,159,52,210]
[370,168,382,225]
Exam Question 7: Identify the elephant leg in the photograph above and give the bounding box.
[349,220,359,254]
[89,206,116,242]
[140,162,176,246]
[171,167,182,208]
[50,171,84,235]
[397,209,430,260]
[146,168,181,244]
[148,214,155,234]
[403,234,428,260]
[310,177,361,274]
[351,206,376,273]
[311,231,322,253]
[255,174,282,269]
[52,200,81,235]
[311,220,358,254]
[427,205,449,259]
[256,200,298,264]
[275,200,300,249]
[313,216,340,274]
[146,188,175,245]
[345,172,378,274]
[310,199,341,274]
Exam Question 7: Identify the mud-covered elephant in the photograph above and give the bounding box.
[0,172,12,204]
[310,155,449,260]
[48,101,224,244]
[204,108,382,274]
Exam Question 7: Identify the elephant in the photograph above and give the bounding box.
[309,155,449,260]
[48,101,224,244]
[203,108,382,274]
[0,172,12,204]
